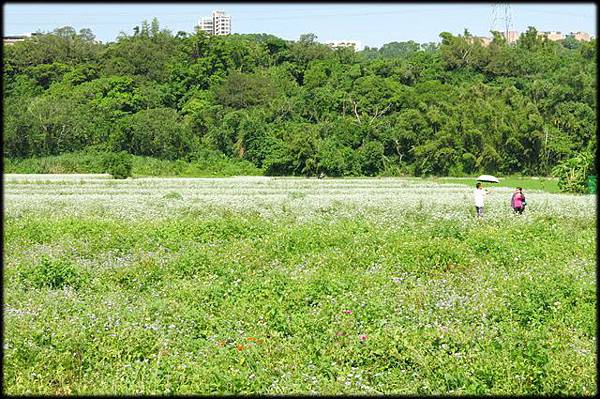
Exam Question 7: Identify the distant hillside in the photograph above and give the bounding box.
[3,21,596,176]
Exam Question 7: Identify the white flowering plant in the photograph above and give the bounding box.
[3,175,596,395]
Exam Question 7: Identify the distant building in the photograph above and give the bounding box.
[467,30,517,46]
[3,35,27,45]
[571,31,592,41]
[198,17,213,35]
[471,36,492,47]
[198,10,231,35]
[323,40,363,51]
[470,29,593,47]
[479,36,493,46]
[3,32,39,45]
[502,30,519,43]
[539,31,565,41]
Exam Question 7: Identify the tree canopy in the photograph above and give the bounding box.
[3,21,596,177]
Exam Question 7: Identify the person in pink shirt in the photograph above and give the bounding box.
[511,187,526,214]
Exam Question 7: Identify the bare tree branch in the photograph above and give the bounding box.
[369,103,392,125]
[351,98,361,125]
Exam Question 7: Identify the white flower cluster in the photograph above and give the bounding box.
[4,175,596,223]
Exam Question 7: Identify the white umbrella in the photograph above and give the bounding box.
[476,175,499,183]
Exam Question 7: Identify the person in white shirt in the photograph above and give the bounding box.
[474,182,485,217]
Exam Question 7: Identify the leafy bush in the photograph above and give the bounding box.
[317,141,361,177]
[552,152,594,193]
[112,108,193,160]
[19,256,87,290]
[103,151,133,179]
[163,191,183,200]
[4,150,262,177]
[187,147,263,176]
[4,150,108,174]
[359,141,385,176]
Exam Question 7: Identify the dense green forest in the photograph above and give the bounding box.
[3,20,596,177]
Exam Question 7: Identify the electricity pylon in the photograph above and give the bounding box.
[490,3,514,39]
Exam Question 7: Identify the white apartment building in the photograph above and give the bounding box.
[323,40,363,51]
[3,34,28,45]
[474,31,518,45]
[502,30,519,43]
[539,31,565,41]
[198,10,231,35]
[472,36,492,46]
[3,32,39,45]
[471,29,593,48]
[571,31,592,41]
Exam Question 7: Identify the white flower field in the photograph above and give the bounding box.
[4,174,594,220]
[3,175,596,395]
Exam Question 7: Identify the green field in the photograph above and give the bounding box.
[416,176,561,194]
[3,153,564,194]
[3,175,596,395]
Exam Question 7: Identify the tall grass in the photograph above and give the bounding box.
[4,151,263,177]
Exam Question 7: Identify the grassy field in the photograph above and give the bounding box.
[416,176,562,194]
[4,153,564,193]
[3,175,596,395]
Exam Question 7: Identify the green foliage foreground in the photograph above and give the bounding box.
[3,176,595,395]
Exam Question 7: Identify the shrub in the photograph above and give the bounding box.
[318,141,361,177]
[552,152,594,193]
[461,152,477,174]
[163,191,183,200]
[114,108,193,160]
[188,147,263,177]
[4,149,108,174]
[19,256,87,290]
[103,151,133,179]
[359,141,385,176]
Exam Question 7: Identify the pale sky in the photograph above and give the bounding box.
[3,2,597,47]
